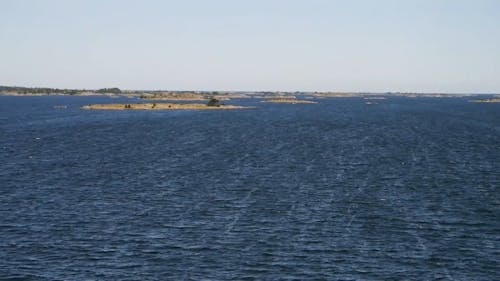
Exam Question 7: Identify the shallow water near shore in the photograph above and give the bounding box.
[1,96,499,280]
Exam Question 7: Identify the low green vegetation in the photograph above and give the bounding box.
[0,86,122,95]
[0,86,82,95]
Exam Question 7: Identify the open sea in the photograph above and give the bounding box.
[0,95,499,280]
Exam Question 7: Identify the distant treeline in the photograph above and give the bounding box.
[0,86,121,94]
[96,88,122,94]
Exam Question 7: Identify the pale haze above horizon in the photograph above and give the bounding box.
[1,0,499,93]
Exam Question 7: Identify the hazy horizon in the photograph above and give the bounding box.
[1,84,498,95]
[1,0,499,93]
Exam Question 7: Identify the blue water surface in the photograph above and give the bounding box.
[1,96,499,280]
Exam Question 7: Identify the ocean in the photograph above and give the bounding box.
[1,95,498,280]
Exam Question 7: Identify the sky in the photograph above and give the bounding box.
[1,0,499,93]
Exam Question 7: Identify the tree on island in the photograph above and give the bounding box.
[207,97,221,107]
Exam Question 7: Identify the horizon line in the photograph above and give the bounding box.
[0,85,498,95]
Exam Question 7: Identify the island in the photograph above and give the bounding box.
[81,102,252,110]
[139,91,252,101]
[0,86,127,96]
[262,98,318,104]
[140,92,207,101]
[469,98,500,103]
[0,86,249,100]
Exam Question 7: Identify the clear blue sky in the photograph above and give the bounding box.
[1,0,499,92]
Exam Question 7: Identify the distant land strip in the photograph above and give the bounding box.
[1,86,498,100]
[81,103,252,110]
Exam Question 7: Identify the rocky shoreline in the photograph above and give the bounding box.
[81,103,252,110]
